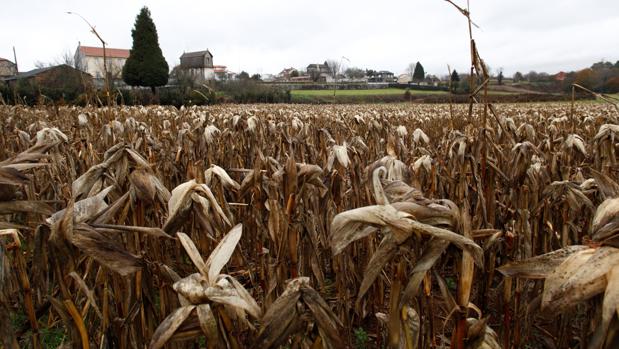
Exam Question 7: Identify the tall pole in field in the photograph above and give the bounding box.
[67,11,110,105]
[333,56,350,103]
[12,46,18,74]
[11,46,19,104]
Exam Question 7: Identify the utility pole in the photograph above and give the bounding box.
[11,46,18,104]
[333,56,350,104]
[12,46,18,73]
[67,11,110,105]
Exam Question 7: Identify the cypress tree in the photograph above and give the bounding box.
[450,70,460,92]
[123,7,169,93]
[451,70,460,82]
[413,62,425,82]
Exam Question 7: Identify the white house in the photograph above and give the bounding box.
[397,73,412,84]
[74,44,129,84]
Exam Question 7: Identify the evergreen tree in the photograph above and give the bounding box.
[123,7,169,92]
[413,62,425,82]
[451,70,460,82]
[450,70,460,92]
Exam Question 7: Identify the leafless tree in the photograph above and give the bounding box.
[326,57,349,101]
[96,59,123,82]
[33,50,76,69]
[407,62,416,80]
[326,59,342,80]
[57,50,76,67]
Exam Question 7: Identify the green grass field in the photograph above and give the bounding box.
[290,88,447,97]
[287,87,580,104]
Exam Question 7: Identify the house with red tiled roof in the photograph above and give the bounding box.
[74,43,130,85]
[213,65,233,80]
[555,71,567,81]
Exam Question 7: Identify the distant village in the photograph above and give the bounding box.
[2,41,616,106]
[0,43,443,90]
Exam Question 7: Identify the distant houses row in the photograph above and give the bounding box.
[0,44,233,88]
[273,63,437,85]
[73,44,233,86]
[1,44,439,88]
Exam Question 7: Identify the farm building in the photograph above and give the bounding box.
[278,67,298,81]
[306,62,329,74]
[306,62,331,82]
[74,44,130,86]
[180,50,215,81]
[0,58,17,77]
[2,64,92,102]
[290,75,312,82]
[368,70,395,83]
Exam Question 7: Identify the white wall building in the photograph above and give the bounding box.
[397,73,412,84]
[74,44,129,84]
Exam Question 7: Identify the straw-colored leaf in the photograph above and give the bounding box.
[196,304,223,347]
[357,234,397,305]
[257,278,303,348]
[498,245,589,279]
[592,265,619,349]
[167,180,197,221]
[408,220,483,267]
[400,239,450,307]
[173,273,209,304]
[372,166,389,205]
[204,281,259,318]
[48,186,114,225]
[402,305,420,349]
[177,233,208,277]
[204,224,242,285]
[302,286,344,347]
[458,203,474,307]
[149,305,196,349]
[71,225,142,276]
[205,165,240,190]
[68,271,102,320]
[331,205,412,255]
[542,247,619,312]
[592,197,619,241]
[413,128,430,144]
[0,200,54,216]
[224,275,262,318]
[92,224,172,239]
[333,143,349,169]
[130,169,158,202]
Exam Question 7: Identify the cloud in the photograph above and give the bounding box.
[0,0,617,76]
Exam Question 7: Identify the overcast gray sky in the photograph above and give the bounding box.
[1,0,617,77]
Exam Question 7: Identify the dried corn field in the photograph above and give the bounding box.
[0,102,618,349]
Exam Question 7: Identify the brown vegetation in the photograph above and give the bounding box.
[0,102,618,348]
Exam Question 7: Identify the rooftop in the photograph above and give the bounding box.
[180,50,213,58]
[2,64,91,81]
[78,46,130,59]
